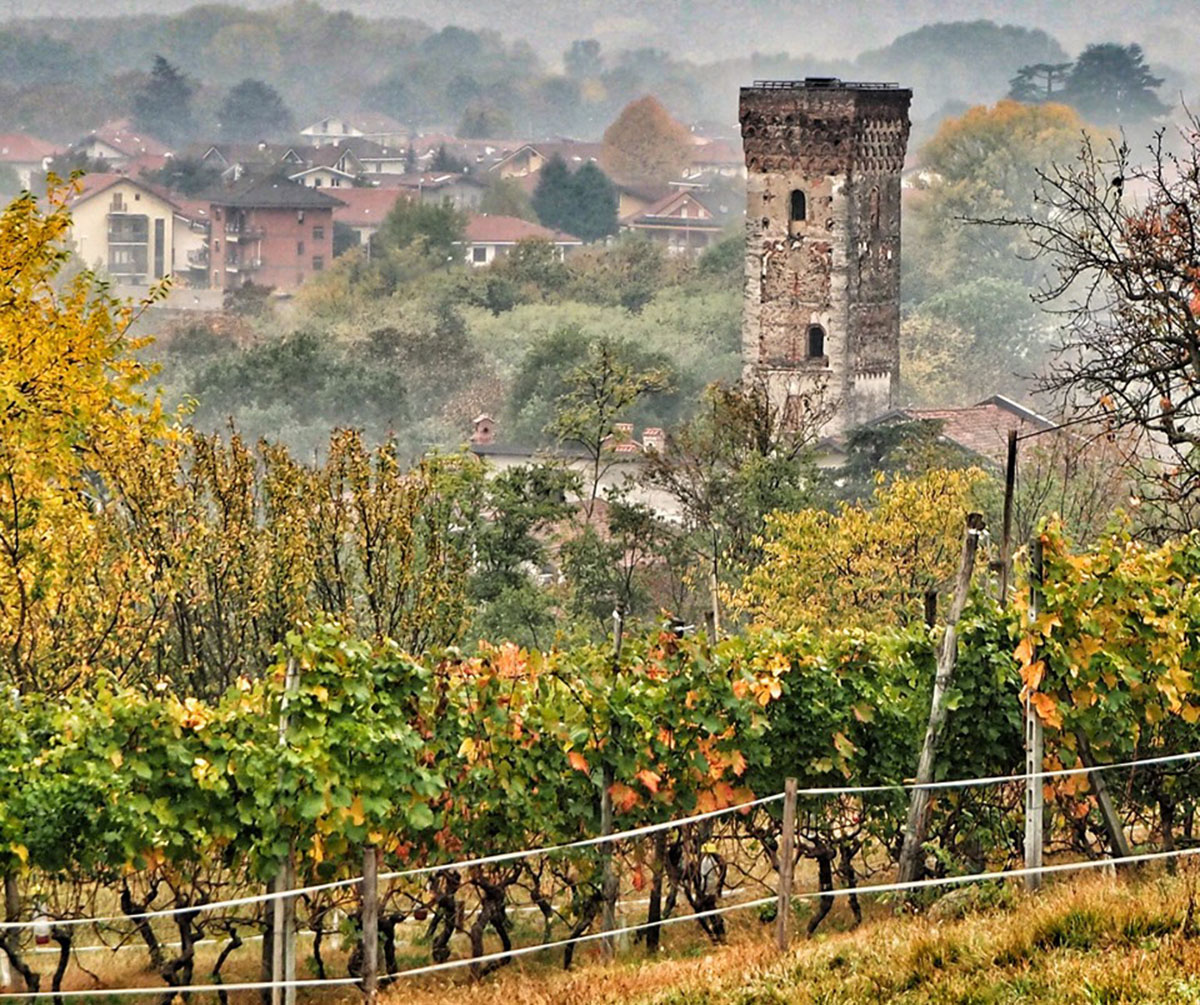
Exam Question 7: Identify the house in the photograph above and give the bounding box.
[621,189,723,255]
[0,133,60,190]
[867,395,1056,467]
[382,172,486,210]
[288,164,358,189]
[343,138,410,177]
[300,113,407,148]
[65,173,181,286]
[73,120,170,170]
[490,141,606,180]
[683,138,746,180]
[330,187,409,246]
[172,197,214,286]
[467,414,682,519]
[460,214,582,266]
[206,179,343,293]
[198,142,307,182]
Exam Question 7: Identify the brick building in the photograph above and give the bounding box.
[207,179,343,292]
[740,78,911,435]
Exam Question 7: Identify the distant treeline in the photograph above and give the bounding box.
[1,3,1178,144]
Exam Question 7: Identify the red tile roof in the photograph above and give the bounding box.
[464,214,581,245]
[65,172,180,211]
[886,395,1055,465]
[0,133,60,163]
[689,138,742,166]
[82,119,171,158]
[331,187,409,227]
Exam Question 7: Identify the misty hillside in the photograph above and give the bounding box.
[11,0,1199,70]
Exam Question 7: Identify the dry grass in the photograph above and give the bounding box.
[15,868,1200,1005]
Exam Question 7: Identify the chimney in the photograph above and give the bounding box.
[471,413,496,445]
[641,427,666,454]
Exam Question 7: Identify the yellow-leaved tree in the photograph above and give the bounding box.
[730,468,990,633]
[0,183,169,692]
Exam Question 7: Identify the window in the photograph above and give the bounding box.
[312,256,324,271]
[214,240,221,253]
[110,193,125,211]
[297,240,305,255]
[807,325,826,359]
[790,190,806,222]
[313,178,322,187]
[472,246,487,263]
[312,225,325,241]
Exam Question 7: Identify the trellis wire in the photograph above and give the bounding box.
[3,745,1197,933]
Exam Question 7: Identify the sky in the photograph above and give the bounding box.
[11,0,1199,68]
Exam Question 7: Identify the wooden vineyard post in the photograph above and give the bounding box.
[776,778,797,952]
[898,513,985,887]
[272,658,299,1005]
[361,846,379,1003]
[600,768,617,959]
[1000,428,1018,608]
[1024,536,1045,891]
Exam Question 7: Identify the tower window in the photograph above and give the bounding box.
[789,190,806,222]
[807,325,826,358]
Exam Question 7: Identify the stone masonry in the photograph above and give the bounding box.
[739,78,912,436]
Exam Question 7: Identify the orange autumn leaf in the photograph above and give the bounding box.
[635,769,661,794]
[631,865,646,891]
[567,751,589,773]
[609,781,639,813]
[1030,691,1063,729]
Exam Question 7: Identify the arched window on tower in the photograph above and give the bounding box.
[807,324,826,359]
[790,189,806,222]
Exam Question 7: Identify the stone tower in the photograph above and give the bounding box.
[739,78,912,436]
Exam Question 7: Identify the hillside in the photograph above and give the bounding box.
[381,870,1200,1004]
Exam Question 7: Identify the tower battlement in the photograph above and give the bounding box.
[740,78,912,435]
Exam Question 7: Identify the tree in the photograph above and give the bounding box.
[532,156,618,243]
[131,55,194,146]
[988,118,1200,535]
[905,100,1093,301]
[731,468,989,633]
[217,78,294,142]
[602,95,692,185]
[141,156,221,196]
[1008,62,1073,103]
[1062,43,1168,125]
[371,196,466,265]
[640,379,828,629]
[531,154,574,233]
[565,39,603,80]
[457,102,513,139]
[547,336,670,519]
[480,177,537,222]
[0,185,165,693]
[568,162,619,243]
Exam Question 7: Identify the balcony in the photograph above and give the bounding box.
[225,224,265,241]
[186,248,209,267]
[225,257,262,272]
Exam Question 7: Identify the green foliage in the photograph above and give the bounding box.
[217,78,294,141]
[371,196,467,270]
[131,55,195,145]
[457,101,513,138]
[536,160,620,243]
[141,155,222,196]
[479,177,537,222]
[1062,43,1168,124]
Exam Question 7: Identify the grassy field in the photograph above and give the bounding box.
[380,866,1200,1005]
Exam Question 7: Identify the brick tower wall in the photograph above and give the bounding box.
[740,80,911,435]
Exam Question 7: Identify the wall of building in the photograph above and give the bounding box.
[740,82,911,437]
[208,204,334,292]
[70,180,176,286]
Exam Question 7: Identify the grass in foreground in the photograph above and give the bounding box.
[381,866,1200,1005]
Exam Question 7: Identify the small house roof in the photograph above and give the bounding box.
[205,177,345,209]
[463,213,581,245]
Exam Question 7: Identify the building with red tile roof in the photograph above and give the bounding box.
[869,395,1056,466]
[330,187,410,244]
[0,133,60,189]
[460,213,582,266]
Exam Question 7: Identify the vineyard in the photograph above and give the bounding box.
[4,174,1200,1003]
[2,520,1200,1001]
